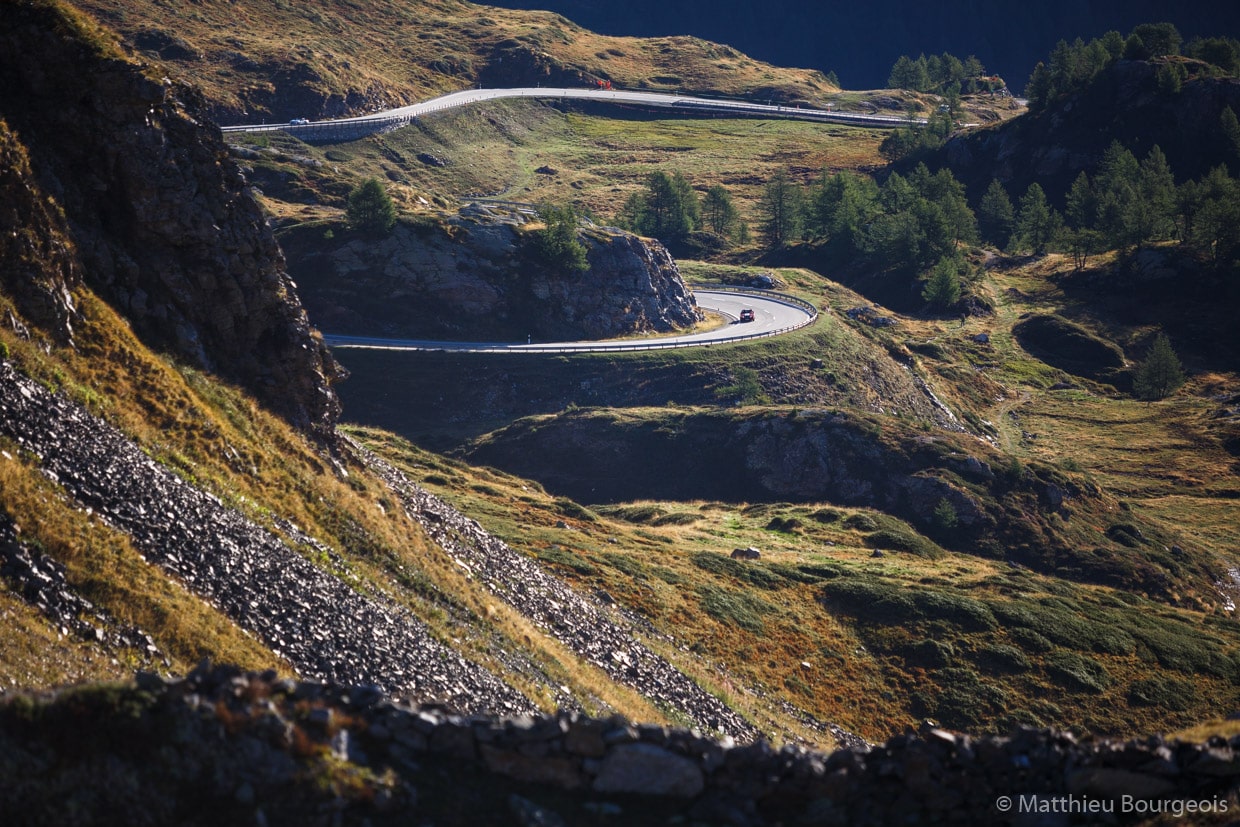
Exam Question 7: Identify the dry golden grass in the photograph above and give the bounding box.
[0,590,130,693]
[0,447,283,674]
[71,0,837,118]
[0,285,704,722]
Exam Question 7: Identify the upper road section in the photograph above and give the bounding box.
[324,288,817,354]
[221,87,921,141]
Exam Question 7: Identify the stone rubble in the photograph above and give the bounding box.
[354,440,796,744]
[0,511,165,664]
[0,363,532,716]
[6,666,1239,826]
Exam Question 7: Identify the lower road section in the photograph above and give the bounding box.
[323,289,817,353]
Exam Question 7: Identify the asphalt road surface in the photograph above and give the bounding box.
[324,289,815,353]
[221,87,918,134]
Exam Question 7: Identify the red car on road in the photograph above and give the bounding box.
[739,308,755,323]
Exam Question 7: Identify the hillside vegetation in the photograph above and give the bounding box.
[2,1,1240,820]
[72,0,839,123]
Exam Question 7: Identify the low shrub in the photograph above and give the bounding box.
[914,667,1009,730]
[866,529,941,559]
[554,498,598,522]
[651,566,686,585]
[1105,523,1147,547]
[974,643,1031,673]
[905,638,955,668]
[1008,627,1054,653]
[913,591,997,631]
[1046,650,1111,693]
[766,516,804,533]
[651,512,701,526]
[820,579,919,624]
[691,550,747,578]
[843,513,878,531]
[600,552,647,578]
[1123,613,1239,679]
[600,505,666,523]
[535,546,598,575]
[810,508,843,524]
[766,562,841,583]
[1127,676,1198,711]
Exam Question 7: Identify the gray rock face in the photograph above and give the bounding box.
[287,205,699,342]
[0,3,341,432]
[593,743,705,797]
[0,123,79,347]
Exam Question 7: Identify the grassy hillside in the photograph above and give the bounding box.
[71,0,839,122]
[0,0,1231,762]
[233,99,887,232]
[0,276,694,727]
[351,426,1240,741]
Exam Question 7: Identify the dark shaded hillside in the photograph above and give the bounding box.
[0,0,341,430]
[931,60,1240,204]
[462,406,1215,601]
[482,0,1240,91]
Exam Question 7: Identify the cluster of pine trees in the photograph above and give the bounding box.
[616,171,747,246]
[887,52,999,96]
[1025,23,1240,112]
[976,135,1240,268]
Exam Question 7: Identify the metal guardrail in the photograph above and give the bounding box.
[326,288,819,354]
[692,284,821,317]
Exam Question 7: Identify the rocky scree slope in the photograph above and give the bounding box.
[0,362,535,715]
[352,439,837,745]
[0,1,340,431]
[282,203,700,342]
[0,358,805,742]
[5,665,1240,826]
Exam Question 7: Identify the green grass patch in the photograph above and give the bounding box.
[697,585,774,634]
[1045,650,1111,693]
[534,546,599,575]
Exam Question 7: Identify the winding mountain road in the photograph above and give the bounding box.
[222,86,920,139]
[324,288,817,353]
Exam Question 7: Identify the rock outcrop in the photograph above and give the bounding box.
[283,203,699,342]
[0,120,80,346]
[0,2,341,431]
[4,665,1240,826]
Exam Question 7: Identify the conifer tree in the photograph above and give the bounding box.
[978,179,1015,248]
[922,256,963,309]
[530,205,588,275]
[758,168,804,248]
[701,185,739,238]
[346,178,396,235]
[1133,333,1185,400]
[1015,184,1060,254]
